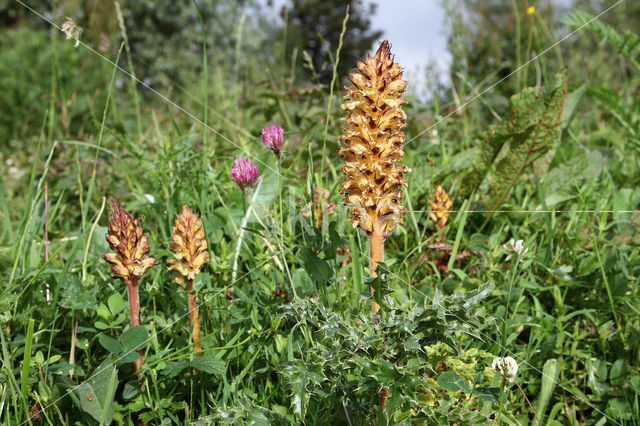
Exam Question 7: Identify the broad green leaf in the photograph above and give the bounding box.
[107,293,127,316]
[120,325,149,352]
[534,358,558,422]
[301,247,332,283]
[190,353,226,376]
[461,69,568,210]
[73,354,118,424]
[98,335,123,353]
[437,371,471,394]
[472,386,500,402]
[58,276,97,310]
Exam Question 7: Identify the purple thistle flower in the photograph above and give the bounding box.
[230,156,261,193]
[261,125,284,158]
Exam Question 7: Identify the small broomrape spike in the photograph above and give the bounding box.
[104,197,156,379]
[429,185,453,231]
[339,40,408,307]
[167,205,209,354]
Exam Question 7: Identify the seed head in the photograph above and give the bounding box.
[261,125,284,158]
[429,185,453,230]
[339,40,408,237]
[167,205,210,284]
[103,197,156,282]
[230,156,261,193]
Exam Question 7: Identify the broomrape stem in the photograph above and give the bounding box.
[125,278,144,379]
[186,279,202,354]
[368,229,384,315]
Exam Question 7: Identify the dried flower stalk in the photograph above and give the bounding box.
[429,185,453,230]
[339,40,408,304]
[104,197,156,379]
[167,205,209,354]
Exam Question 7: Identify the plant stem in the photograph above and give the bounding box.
[125,278,144,380]
[68,314,78,381]
[368,228,384,312]
[369,227,388,410]
[186,279,202,354]
[278,159,285,264]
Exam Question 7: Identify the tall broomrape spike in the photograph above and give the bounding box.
[167,205,209,354]
[339,40,408,301]
[339,40,407,413]
[104,197,156,379]
[429,185,453,231]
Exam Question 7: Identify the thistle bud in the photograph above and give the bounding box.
[103,197,156,282]
[429,185,453,230]
[167,205,209,283]
[339,40,408,237]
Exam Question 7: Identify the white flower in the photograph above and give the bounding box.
[144,194,155,204]
[503,238,528,261]
[61,17,82,48]
[492,356,518,383]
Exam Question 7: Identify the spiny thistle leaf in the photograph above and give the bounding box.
[460,69,568,210]
[339,40,408,237]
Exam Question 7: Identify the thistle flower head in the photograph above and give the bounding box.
[429,185,453,230]
[103,197,156,282]
[261,125,284,158]
[230,156,261,193]
[167,205,210,284]
[339,40,408,237]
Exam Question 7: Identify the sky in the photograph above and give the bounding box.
[369,0,451,98]
[259,0,451,99]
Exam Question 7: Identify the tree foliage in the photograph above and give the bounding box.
[281,0,383,83]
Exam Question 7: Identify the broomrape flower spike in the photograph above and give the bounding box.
[429,185,453,230]
[104,197,156,281]
[167,205,209,354]
[339,40,408,410]
[230,156,261,193]
[492,356,519,383]
[339,40,408,239]
[339,40,407,290]
[103,197,156,379]
[261,124,284,159]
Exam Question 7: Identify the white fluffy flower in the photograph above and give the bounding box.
[144,194,155,204]
[492,356,518,383]
[61,17,82,48]
[503,238,528,261]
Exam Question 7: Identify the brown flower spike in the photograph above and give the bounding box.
[167,205,209,354]
[104,197,156,379]
[339,43,408,409]
[104,198,156,281]
[429,185,453,230]
[339,40,408,238]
